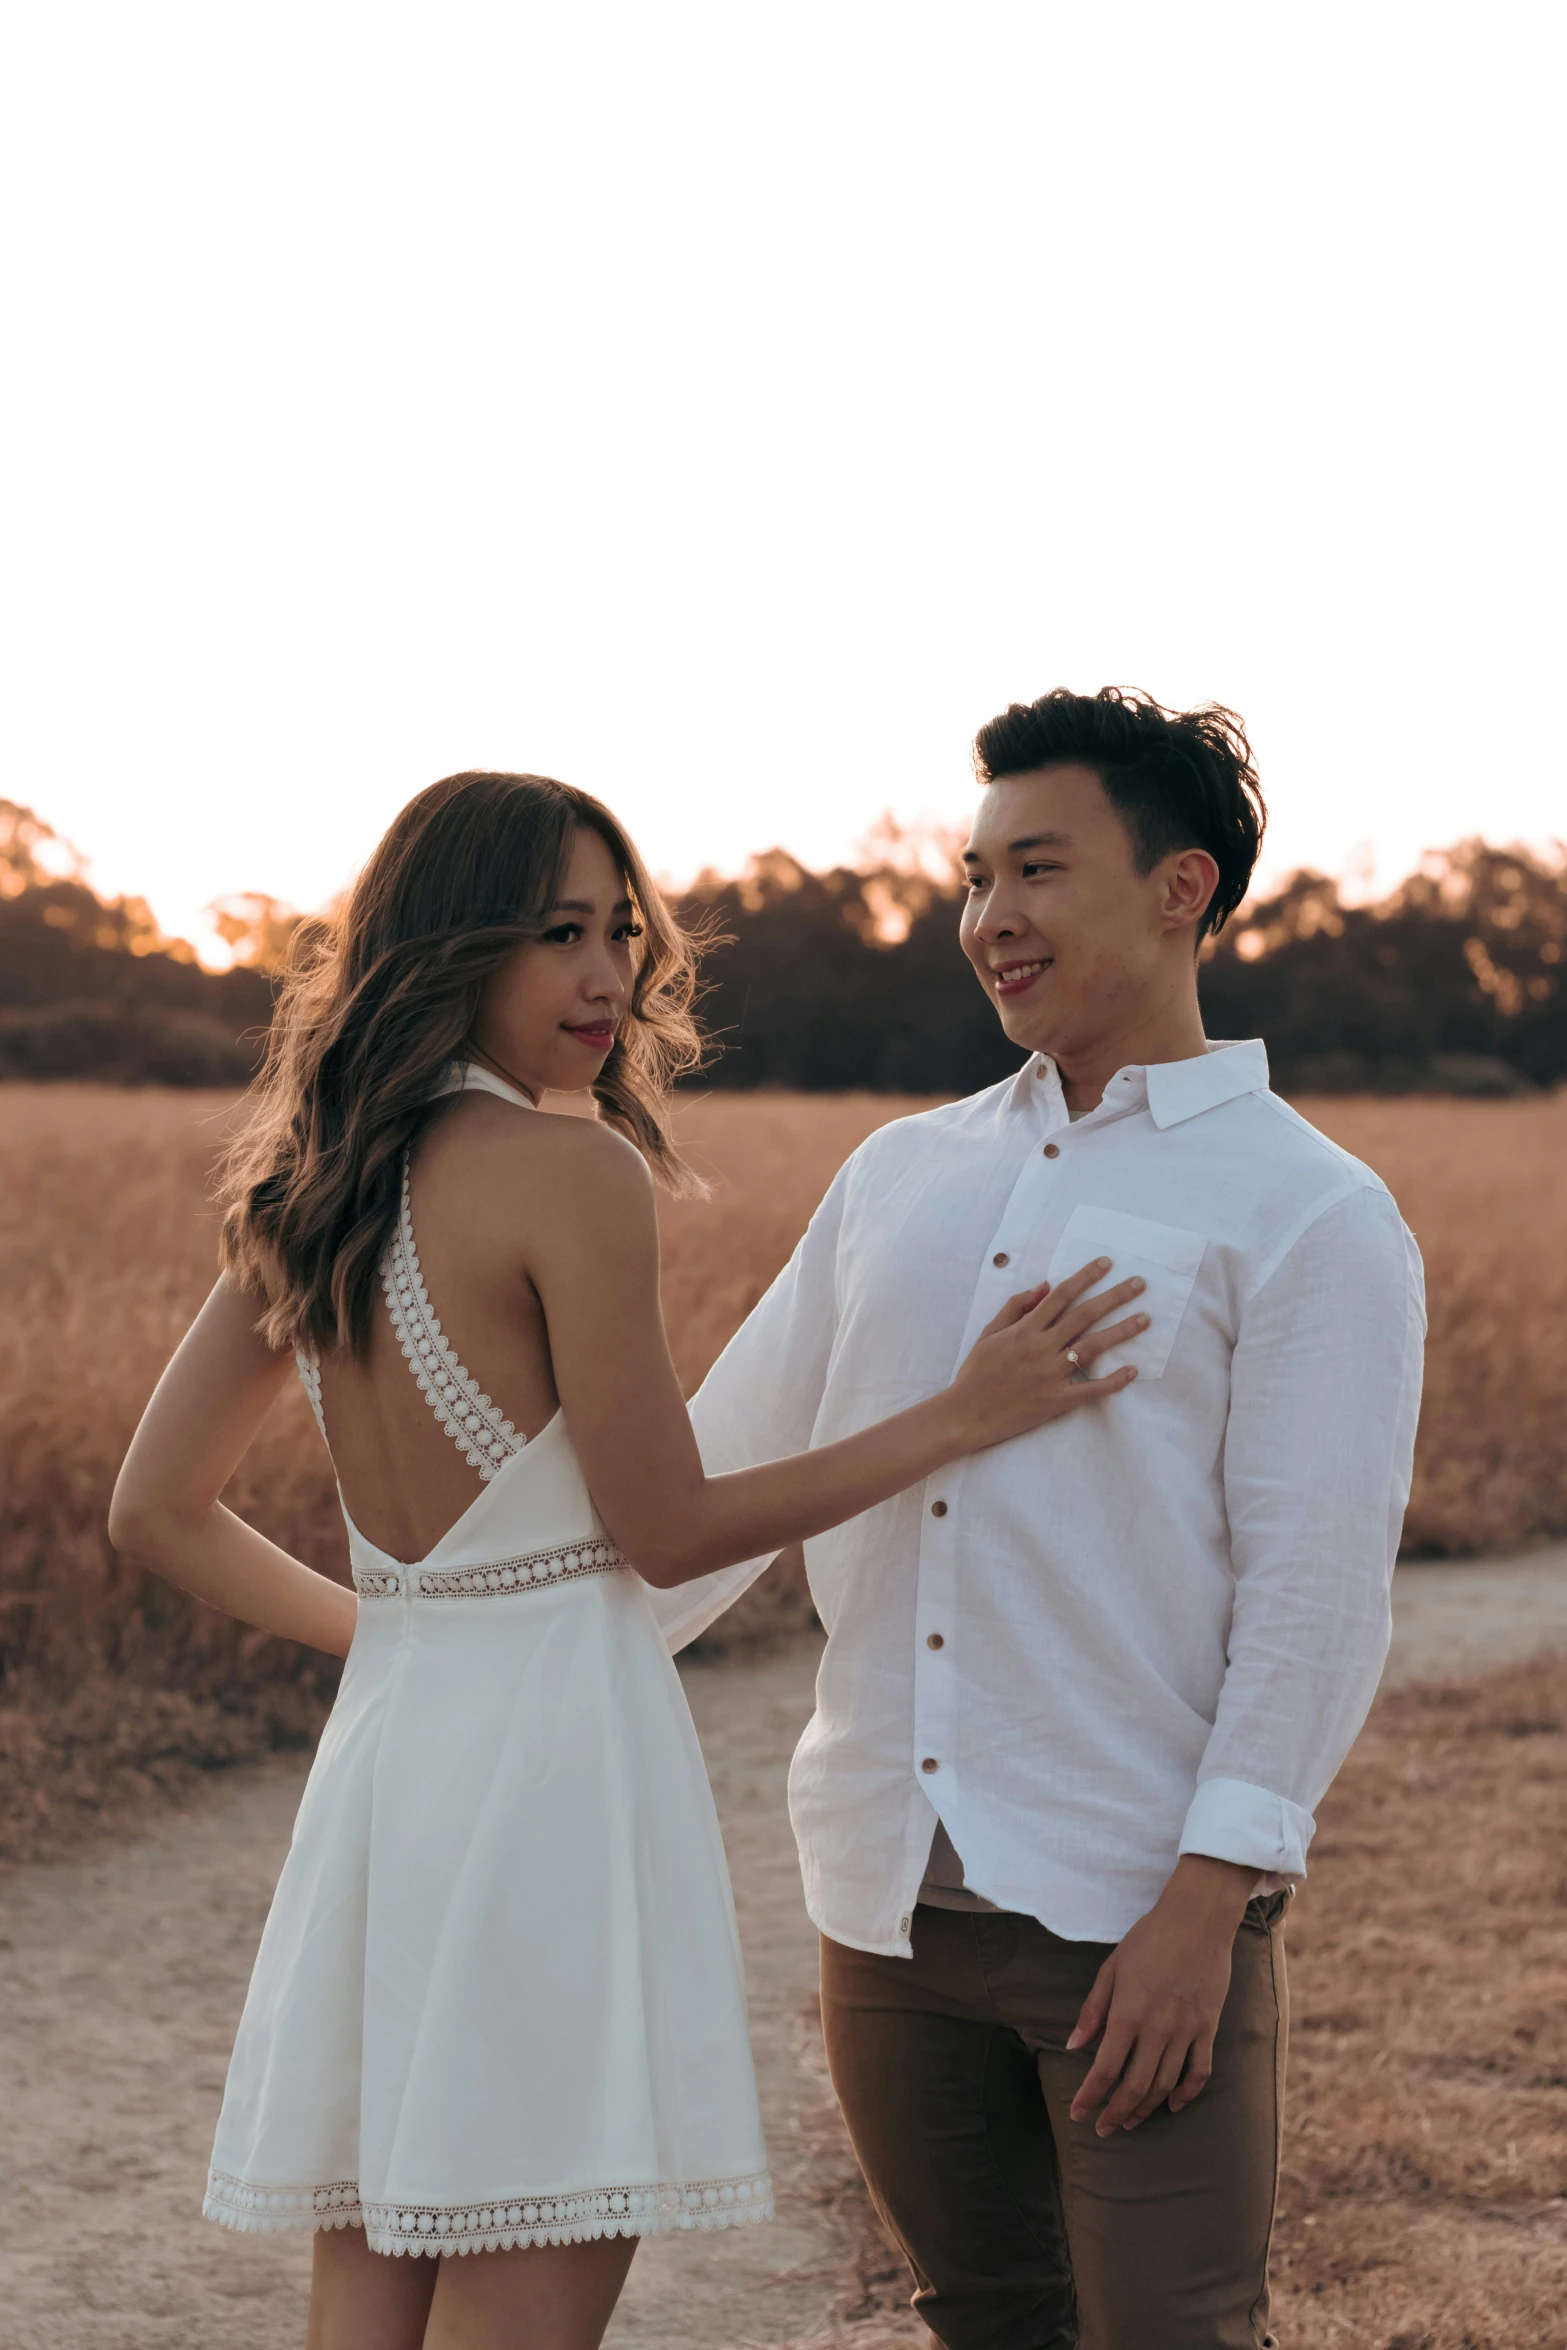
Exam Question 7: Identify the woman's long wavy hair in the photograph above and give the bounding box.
[220,772,707,1358]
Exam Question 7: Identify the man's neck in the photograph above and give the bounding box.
[1050,996,1211,1115]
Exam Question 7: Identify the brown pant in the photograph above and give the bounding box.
[819,1898,1289,2350]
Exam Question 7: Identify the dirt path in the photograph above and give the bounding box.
[2,1553,1564,2350]
[1381,1541,1567,1687]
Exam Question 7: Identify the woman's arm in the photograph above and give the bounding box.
[517,1118,1146,1588]
[109,1278,359,1657]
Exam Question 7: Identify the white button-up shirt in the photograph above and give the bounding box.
[651,1041,1426,1953]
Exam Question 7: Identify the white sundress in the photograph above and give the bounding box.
[203,1065,772,2258]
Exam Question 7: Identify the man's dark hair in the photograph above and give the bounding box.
[972,687,1266,941]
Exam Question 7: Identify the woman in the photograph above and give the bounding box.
[110,772,1148,2350]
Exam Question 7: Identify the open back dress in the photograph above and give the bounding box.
[203,1064,772,2258]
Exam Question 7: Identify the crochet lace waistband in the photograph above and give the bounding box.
[353,1534,625,1602]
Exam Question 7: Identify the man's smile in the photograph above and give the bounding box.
[991,957,1052,997]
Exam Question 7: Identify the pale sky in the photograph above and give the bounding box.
[2,2,1561,961]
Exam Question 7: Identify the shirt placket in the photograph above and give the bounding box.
[902,1090,1072,1941]
[905,1458,962,1939]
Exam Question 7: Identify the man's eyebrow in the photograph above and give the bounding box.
[960,831,1073,865]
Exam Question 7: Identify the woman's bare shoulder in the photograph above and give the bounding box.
[431,1097,654,1243]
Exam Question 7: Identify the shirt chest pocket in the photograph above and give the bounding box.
[1046,1205,1208,1382]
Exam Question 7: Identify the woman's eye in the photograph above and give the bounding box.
[613,921,644,943]
[542,922,583,945]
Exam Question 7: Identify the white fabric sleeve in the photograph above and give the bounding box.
[642,1160,851,1654]
[1178,1182,1426,1878]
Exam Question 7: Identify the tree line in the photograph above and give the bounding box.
[0,803,274,1086]
[678,837,1566,1096]
[1,800,1562,1094]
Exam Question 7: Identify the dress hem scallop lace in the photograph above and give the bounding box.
[202,2168,774,2255]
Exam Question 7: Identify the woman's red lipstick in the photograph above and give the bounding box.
[563,1021,616,1050]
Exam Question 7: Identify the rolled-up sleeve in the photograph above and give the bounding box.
[642,1161,850,1653]
[1178,1182,1426,1878]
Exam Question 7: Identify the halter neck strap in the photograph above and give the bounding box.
[293,1059,537,1480]
[436,1061,537,1112]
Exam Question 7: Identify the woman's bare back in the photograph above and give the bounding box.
[315,1088,569,1564]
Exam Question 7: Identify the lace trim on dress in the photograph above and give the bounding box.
[296,1348,329,1445]
[353,1535,625,1602]
[204,2173,362,2232]
[352,1563,407,1600]
[203,2168,774,2253]
[383,1152,528,1481]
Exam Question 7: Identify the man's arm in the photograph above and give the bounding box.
[640,1158,853,1652]
[1068,1181,1426,2133]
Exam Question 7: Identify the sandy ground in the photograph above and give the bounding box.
[2,1547,1564,2350]
[1381,1540,1567,1687]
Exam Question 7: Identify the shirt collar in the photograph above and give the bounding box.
[1019,1038,1270,1130]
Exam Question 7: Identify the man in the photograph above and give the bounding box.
[652,687,1425,2348]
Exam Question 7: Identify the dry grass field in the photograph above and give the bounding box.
[1,1081,1564,2348]
[1271,1654,1567,2344]
[1,1081,1565,1862]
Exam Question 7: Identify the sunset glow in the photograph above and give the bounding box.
[2,3,1560,962]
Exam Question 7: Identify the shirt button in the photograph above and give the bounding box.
[899,1914,912,1936]
[992,1251,1010,1267]
[1043,1142,1061,1159]
[921,1756,939,1773]
[930,1499,948,1517]
[926,1632,945,1650]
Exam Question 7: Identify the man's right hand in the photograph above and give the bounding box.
[1066,1853,1257,2135]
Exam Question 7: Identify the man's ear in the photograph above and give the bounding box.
[1161,848,1219,938]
